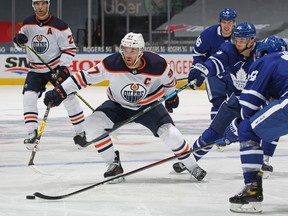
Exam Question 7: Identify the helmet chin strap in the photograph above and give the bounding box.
[123,55,142,69]
[238,39,253,55]
[121,48,143,69]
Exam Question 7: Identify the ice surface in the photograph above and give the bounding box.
[0,86,287,216]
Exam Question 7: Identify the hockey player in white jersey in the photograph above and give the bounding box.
[43,32,207,181]
[13,0,86,149]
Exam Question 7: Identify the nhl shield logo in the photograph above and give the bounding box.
[31,34,49,54]
[121,83,146,103]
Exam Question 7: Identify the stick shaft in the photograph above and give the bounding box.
[34,138,223,200]
[28,103,52,166]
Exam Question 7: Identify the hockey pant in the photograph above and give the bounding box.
[205,76,228,120]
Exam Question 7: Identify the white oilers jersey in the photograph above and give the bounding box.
[15,14,76,73]
[62,52,176,110]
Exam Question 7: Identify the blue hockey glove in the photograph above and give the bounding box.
[44,85,67,107]
[13,33,28,48]
[165,94,179,113]
[53,65,70,84]
[224,117,241,144]
[188,63,209,87]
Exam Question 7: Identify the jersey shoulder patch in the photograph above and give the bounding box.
[103,53,128,72]
[23,15,38,25]
[139,52,167,76]
[48,16,68,31]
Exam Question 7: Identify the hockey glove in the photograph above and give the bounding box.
[44,85,67,107]
[224,117,241,145]
[13,33,28,48]
[188,63,209,88]
[53,65,70,84]
[165,94,179,113]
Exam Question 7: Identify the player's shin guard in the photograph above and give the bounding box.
[172,127,219,174]
[192,136,213,161]
[159,124,207,181]
[94,137,125,183]
[62,94,86,137]
[210,106,219,120]
[23,91,39,148]
[172,135,211,173]
[229,171,263,213]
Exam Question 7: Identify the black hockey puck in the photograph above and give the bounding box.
[26,195,36,200]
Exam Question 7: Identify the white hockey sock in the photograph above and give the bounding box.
[158,123,197,171]
[23,91,39,134]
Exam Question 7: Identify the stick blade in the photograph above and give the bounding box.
[34,192,66,200]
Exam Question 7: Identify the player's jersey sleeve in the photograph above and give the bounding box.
[203,42,232,77]
[61,61,108,95]
[192,25,226,65]
[192,27,215,64]
[239,58,272,118]
[56,26,76,67]
[192,34,208,64]
[162,64,176,96]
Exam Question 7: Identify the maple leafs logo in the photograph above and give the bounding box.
[230,68,248,90]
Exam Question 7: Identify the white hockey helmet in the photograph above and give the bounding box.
[120,32,145,67]
[32,0,50,11]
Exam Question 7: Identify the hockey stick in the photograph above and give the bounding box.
[25,45,94,111]
[79,80,196,147]
[33,138,223,200]
[28,102,53,175]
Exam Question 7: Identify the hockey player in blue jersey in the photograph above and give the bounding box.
[173,25,287,177]
[228,50,288,214]
[192,8,237,120]
[172,22,257,173]
[223,35,287,178]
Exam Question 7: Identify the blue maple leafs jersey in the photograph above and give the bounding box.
[203,41,259,96]
[240,51,288,118]
[192,25,232,64]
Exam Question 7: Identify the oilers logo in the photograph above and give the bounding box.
[121,83,146,103]
[31,34,49,54]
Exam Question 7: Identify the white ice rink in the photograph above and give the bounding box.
[0,85,287,216]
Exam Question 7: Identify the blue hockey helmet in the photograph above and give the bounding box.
[219,8,237,21]
[255,35,288,59]
[232,22,256,39]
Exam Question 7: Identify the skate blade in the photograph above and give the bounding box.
[107,177,125,184]
[26,144,38,151]
[169,169,189,175]
[230,202,262,213]
[262,171,271,179]
[75,144,86,150]
[216,145,225,152]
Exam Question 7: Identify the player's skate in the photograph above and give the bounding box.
[104,150,125,183]
[229,171,263,213]
[189,165,207,181]
[261,156,273,179]
[216,142,226,152]
[171,162,187,174]
[74,131,87,149]
[24,129,38,150]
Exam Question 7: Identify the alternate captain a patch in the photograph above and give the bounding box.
[121,83,146,103]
